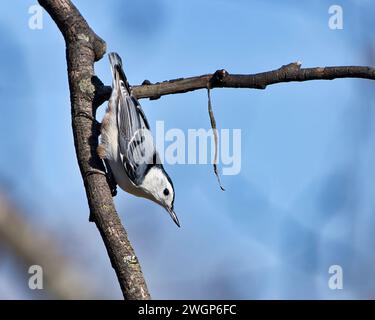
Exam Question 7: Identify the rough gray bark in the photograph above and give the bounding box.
[38,0,150,300]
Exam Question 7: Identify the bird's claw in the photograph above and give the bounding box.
[84,167,117,197]
[104,160,117,197]
[74,111,101,133]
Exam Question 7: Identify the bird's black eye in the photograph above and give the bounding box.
[163,188,169,196]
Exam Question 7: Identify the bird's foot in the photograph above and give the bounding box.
[84,167,117,197]
[74,111,101,133]
[104,160,117,197]
[84,167,117,222]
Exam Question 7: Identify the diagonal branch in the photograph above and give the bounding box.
[38,0,150,300]
[98,62,375,101]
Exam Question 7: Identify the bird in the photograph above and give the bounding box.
[97,52,180,227]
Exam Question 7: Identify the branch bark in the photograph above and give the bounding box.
[98,62,375,101]
[38,0,150,300]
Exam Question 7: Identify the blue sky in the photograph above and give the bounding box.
[0,0,375,299]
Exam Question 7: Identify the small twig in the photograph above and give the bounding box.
[207,70,228,191]
[207,88,225,191]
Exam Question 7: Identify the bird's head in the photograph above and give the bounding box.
[141,166,179,227]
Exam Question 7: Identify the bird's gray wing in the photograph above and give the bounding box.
[117,93,156,185]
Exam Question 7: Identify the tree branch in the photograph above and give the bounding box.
[98,62,375,101]
[38,0,150,299]
[0,192,99,299]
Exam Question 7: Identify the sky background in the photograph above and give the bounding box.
[0,0,375,299]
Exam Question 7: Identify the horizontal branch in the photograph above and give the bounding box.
[98,62,375,101]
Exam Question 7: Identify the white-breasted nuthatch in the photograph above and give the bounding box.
[97,52,180,227]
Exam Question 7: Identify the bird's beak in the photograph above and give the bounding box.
[167,207,180,227]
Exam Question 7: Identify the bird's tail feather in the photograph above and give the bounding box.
[108,52,131,94]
